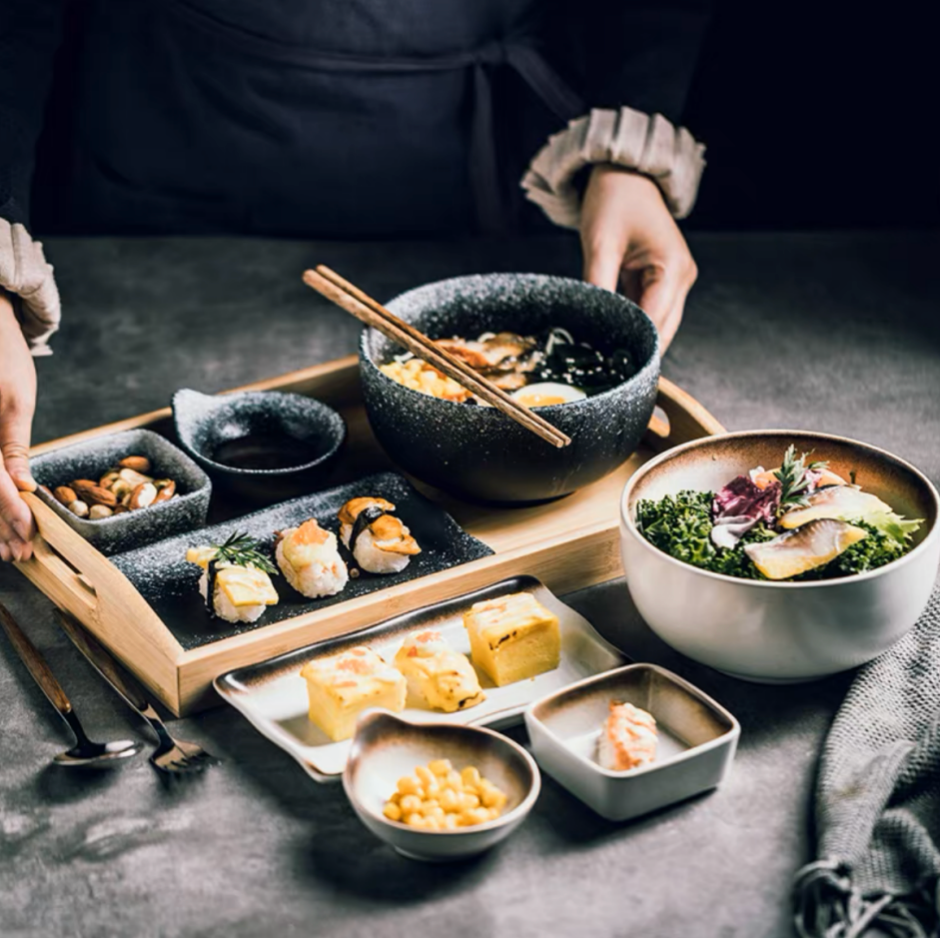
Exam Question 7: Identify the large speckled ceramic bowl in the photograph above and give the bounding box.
[30,428,211,556]
[620,431,940,683]
[173,388,346,504]
[359,274,660,504]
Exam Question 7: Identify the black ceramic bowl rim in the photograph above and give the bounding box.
[358,273,661,413]
[173,390,347,477]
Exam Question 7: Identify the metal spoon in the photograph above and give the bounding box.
[0,602,141,768]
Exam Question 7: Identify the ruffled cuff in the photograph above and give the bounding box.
[0,218,60,356]
[521,106,707,229]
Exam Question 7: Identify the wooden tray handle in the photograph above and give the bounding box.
[27,534,99,615]
[14,492,183,669]
[645,377,725,451]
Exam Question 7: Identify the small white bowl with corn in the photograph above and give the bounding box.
[343,710,540,861]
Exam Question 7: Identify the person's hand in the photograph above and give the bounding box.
[0,291,37,562]
[580,164,697,351]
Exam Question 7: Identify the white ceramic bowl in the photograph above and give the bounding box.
[620,430,940,683]
[525,663,739,822]
[343,711,540,862]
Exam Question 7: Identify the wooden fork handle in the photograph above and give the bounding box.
[54,609,149,713]
[0,601,72,715]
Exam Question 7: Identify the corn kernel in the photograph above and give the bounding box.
[429,759,452,776]
[480,785,506,809]
[386,760,508,829]
[460,793,480,810]
[467,807,491,826]
[415,765,434,787]
[400,794,422,814]
[461,766,481,788]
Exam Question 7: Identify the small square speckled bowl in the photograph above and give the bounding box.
[524,664,739,822]
[31,429,211,556]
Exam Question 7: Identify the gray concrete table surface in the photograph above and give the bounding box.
[1,231,938,938]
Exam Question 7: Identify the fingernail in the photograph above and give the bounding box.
[13,474,37,493]
[9,543,22,563]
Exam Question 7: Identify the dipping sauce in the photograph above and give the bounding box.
[210,434,321,471]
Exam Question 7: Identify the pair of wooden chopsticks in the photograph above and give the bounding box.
[302,266,571,449]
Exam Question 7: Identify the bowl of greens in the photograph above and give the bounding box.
[620,430,939,683]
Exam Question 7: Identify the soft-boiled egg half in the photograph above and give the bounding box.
[510,382,587,408]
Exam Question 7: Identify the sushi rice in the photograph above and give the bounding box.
[197,568,268,623]
[276,520,349,598]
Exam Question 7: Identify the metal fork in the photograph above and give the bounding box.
[55,610,218,776]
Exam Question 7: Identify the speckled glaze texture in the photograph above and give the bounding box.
[172,388,346,504]
[620,431,940,682]
[112,471,493,650]
[359,274,660,504]
[30,429,211,556]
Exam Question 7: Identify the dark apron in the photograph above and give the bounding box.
[65,0,585,237]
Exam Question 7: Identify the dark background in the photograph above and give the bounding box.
[683,1,937,229]
[30,0,938,233]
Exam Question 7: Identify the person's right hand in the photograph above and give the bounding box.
[0,291,37,562]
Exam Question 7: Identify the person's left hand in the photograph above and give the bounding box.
[579,164,698,351]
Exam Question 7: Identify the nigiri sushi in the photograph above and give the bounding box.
[338,497,421,574]
[186,532,279,623]
[597,702,658,772]
[275,518,348,598]
[393,629,485,713]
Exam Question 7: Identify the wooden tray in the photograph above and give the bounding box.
[15,356,724,716]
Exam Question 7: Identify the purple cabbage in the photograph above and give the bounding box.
[709,475,782,549]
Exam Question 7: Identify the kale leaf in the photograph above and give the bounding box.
[636,492,914,581]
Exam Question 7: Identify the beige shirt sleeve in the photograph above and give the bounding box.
[521,106,707,228]
[0,218,60,356]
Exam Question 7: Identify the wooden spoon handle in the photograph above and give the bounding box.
[0,601,71,715]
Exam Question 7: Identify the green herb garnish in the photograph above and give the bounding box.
[637,493,917,582]
[211,531,278,575]
[636,491,773,580]
[774,445,829,516]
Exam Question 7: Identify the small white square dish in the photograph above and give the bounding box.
[524,663,739,821]
[215,575,626,781]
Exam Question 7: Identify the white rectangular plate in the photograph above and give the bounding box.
[215,575,627,781]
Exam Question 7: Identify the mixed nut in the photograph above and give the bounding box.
[51,456,178,520]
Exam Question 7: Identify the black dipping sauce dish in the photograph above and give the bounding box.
[172,388,346,504]
[359,273,661,504]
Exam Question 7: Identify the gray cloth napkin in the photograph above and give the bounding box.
[794,580,940,938]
